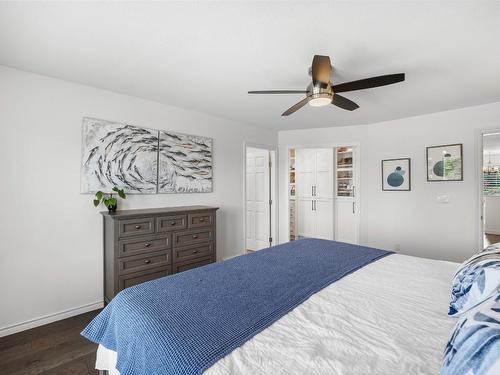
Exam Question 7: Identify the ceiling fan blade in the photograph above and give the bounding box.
[248,90,308,94]
[331,94,359,111]
[332,73,405,93]
[281,97,310,116]
[312,55,332,87]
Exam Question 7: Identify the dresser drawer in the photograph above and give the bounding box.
[173,228,214,247]
[118,251,171,275]
[156,215,187,232]
[173,242,214,263]
[118,217,155,238]
[188,212,214,228]
[173,256,214,274]
[118,267,170,290]
[118,235,170,257]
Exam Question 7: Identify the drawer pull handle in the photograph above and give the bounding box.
[135,225,142,229]
[144,243,151,247]
[144,260,151,264]
[199,218,205,222]
[192,235,198,239]
[170,221,176,226]
[193,250,199,254]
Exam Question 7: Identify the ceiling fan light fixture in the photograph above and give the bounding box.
[248,54,405,116]
[308,94,332,107]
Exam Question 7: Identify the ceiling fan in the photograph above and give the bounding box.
[248,55,405,116]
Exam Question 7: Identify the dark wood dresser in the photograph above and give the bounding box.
[101,205,218,303]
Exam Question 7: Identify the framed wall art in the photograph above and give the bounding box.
[81,117,213,194]
[426,144,463,182]
[382,158,411,191]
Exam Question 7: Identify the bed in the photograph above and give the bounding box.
[83,239,459,375]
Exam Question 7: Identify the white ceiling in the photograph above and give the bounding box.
[1,1,500,131]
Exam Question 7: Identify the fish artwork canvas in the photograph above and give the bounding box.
[158,131,213,193]
[80,118,159,194]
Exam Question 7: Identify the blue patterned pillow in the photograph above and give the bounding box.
[441,289,500,375]
[481,243,500,254]
[449,251,500,316]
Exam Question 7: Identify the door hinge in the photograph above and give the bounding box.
[269,199,272,205]
[269,160,272,168]
[269,237,273,243]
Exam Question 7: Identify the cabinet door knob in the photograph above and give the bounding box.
[144,243,151,247]
[199,218,205,222]
[193,250,199,254]
[192,235,198,239]
[135,225,141,229]
[170,221,176,226]
[144,260,151,264]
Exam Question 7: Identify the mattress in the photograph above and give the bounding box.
[96,253,458,375]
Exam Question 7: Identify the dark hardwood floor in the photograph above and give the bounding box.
[0,309,101,375]
[485,233,500,247]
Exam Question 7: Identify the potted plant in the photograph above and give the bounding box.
[93,187,126,212]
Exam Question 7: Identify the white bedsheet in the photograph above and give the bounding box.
[96,254,458,374]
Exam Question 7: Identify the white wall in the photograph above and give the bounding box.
[485,196,500,235]
[0,66,277,336]
[279,102,500,263]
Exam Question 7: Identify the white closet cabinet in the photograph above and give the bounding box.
[335,200,357,243]
[296,148,334,240]
[335,146,359,244]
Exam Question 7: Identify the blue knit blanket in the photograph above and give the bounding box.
[82,239,392,375]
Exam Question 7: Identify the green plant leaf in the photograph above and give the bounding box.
[93,199,100,207]
[112,186,126,199]
[95,191,104,200]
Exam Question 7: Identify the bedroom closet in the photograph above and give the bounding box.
[289,146,359,244]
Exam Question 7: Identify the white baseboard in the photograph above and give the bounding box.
[0,301,104,337]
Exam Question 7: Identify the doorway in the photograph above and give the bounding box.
[244,146,277,252]
[287,145,360,244]
[482,132,500,247]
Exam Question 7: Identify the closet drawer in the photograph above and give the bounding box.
[118,217,155,238]
[118,235,170,257]
[173,256,214,274]
[173,242,214,263]
[118,267,171,290]
[156,215,187,232]
[118,251,171,275]
[188,212,214,228]
[173,228,214,247]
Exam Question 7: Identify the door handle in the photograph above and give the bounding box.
[352,202,355,214]
[313,186,316,196]
[312,200,314,211]
[311,186,314,196]
[314,200,316,211]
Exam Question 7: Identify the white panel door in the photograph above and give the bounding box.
[246,155,256,250]
[335,199,358,244]
[246,148,270,251]
[297,198,315,238]
[315,148,334,199]
[296,148,315,198]
[315,199,334,240]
